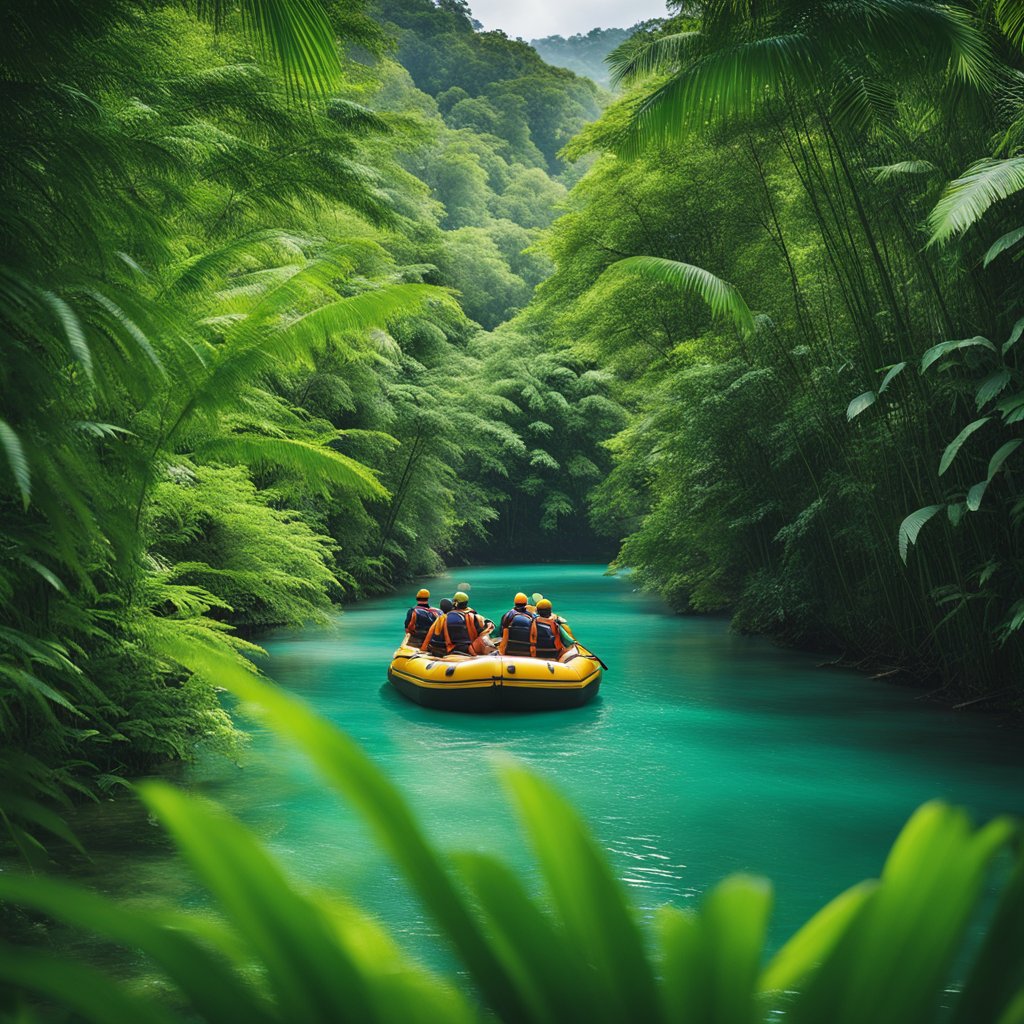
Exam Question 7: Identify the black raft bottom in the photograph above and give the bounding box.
[388,673,600,712]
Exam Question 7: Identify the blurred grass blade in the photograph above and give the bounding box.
[139,780,377,1023]
[656,905,702,1021]
[760,880,877,996]
[454,850,608,1024]
[789,802,1018,1024]
[657,877,772,1024]
[949,853,1024,1024]
[152,630,533,1022]
[700,875,773,1024]
[0,874,278,1024]
[0,946,179,1024]
[499,761,663,1023]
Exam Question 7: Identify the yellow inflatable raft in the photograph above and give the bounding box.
[388,643,602,711]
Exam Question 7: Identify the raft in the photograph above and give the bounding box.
[387,643,602,711]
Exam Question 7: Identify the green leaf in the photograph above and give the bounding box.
[603,256,754,335]
[899,505,944,563]
[198,0,343,100]
[455,851,605,1024]
[870,160,937,183]
[700,874,774,1023]
[996,0,1024,49]
[983,226,1024,267]
[0,945,179,1024]
[0,874,278,1024]
[0,418,30,509]
[500,761,662,1023]
[1003,317,1024,355]
[139,780,380,1022]
[878,362,907,394]
[761,881,877,997]
[847,391,877,420]
[988,439,1023,480]
[929,158,1024,245]
[787,803,1017,1024]
[921,336,996,372]
[607,31,703,86]
[977,369,1012,409]
[939,418,990,475]
[198,434,388,499]
[946,856,1024,1024]
[967,480,989,512]
[40,289,93,382]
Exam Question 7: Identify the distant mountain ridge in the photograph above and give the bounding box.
[530,22,662,88]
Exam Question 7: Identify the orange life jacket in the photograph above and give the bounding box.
[426,608,479,654]
[500,612,564,658]
[533,615,564,658]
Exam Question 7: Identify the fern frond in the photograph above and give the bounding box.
[197,434,388,499]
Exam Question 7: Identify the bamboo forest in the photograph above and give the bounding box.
[3,0,1024,1020]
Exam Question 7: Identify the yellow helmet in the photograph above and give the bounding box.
[514,592,528,605]
[453,591,469,605]
[416,589,430,600]
[536,598,552,611]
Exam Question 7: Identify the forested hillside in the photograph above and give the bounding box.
[0,0,620,832]
[528,7,1024,700]
[530,26,649,88]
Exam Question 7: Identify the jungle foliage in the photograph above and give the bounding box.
[0,0,618,838]
[528,0,1024,702]
[2,648,1023,1023]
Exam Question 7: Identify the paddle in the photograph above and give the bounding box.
[530,592,608,669]
[575,641,609,671]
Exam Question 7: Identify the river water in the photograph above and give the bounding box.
[66,563,1024,971]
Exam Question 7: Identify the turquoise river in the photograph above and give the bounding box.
[64,563,1024,972]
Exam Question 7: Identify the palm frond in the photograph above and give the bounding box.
[607,32,703,88]
[602,256,755,335]
[0,419,31,508]
[617,34,819,154]
[869,160,938,183]
[928,158,1024,245]
[194,0,342,100]
[996,0,1024,50]
[819,0,997,89]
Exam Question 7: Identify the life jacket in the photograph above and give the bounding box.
[533,615,565,658]
[405,604,440,644]
[499,606,530,633]
[437,608,480,654]
[500,610,537,656]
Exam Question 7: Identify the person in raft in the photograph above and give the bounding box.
[425,598,454,656]
[421,591,494,655]
[404,589,440,646]
[499,592,531,633]
[499,593,537,656]
[533,598,571,658]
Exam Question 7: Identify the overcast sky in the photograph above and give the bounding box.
[467,0,670,40]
